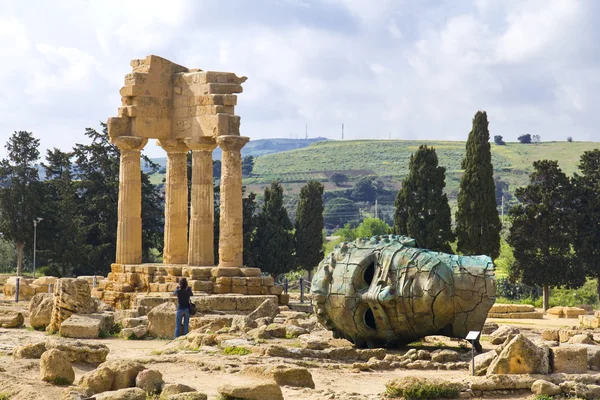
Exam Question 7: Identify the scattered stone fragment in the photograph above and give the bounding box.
[29,292,53,329]
[431,349,460,363]
[551,346,588,374]
[47,339,109,364]
[0,308,24,328]
[470,351,497,376]
[298,334,329,350]
[231,315,257,333]
[48,278,95,333]
[247,299,280,321]
[121,317,148,329]
[568,334,595,345]
[160,383,197,397]
[147,302,177,339]
[559,381,600,399]
[14,342,47,359]
[94,387,146,400]
[487,334,549,375]
[120,325,149,339]
[135,369,163,394]
[218,380,284,400]
[79,359,145,393]
[241,364,315,389]
[40,349,75,385]
[541,329,559,341]
[531,380,561,396]
[61,386,93,400]
[60,314,102,339]
[285,325,308,338]
[489,325,520,345]
[265,323,287,338]
[482,322,498,334]
[166,394,208,400]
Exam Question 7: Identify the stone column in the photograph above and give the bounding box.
[217,135,250,268]
[157,139,189,264]
[114,136,148,265]
[185,137,218,266]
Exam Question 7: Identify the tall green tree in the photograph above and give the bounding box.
[254,181,295,279]
[242,189,259,267]
[295,181,324,279]
[508,160,583,311]
[72,124,163,275]
[456,111,501,259]
[394,145,454,252]
[573,149,600,300]
[40,149,87,276]
[0,131,44,275]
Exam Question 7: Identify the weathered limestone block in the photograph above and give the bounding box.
[40,349,75,385]
[470,351,497,376]
[60,315,102,339]
[580,315,600,329]
[79,359,145,393]
[93,388,146,400]
[487,334,550,375]
[47,339,109,364]
[0,307,24,328]
[48,278,95,333]
[487,311,543,319]
[3,277,38,300]
[531,380,561,396]
[311,235,495,348]
[218,380,283,400]
[241,364,315,388]
[14,342,47,359]
[547,306,586,318]
[489,304,535,314]
[147,302,176,338]
[490,326,520,345]
[135,369,163,394]
[160,383,197,397]
[551,346,588,373]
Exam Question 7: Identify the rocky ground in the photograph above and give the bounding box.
[1,293,599,400]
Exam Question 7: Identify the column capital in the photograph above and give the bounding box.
[157,139,189,154]
[112,136,148,152]
[185,136,218,152]
[217,135,249,152]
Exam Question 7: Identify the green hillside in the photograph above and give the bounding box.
[248,140,598,200]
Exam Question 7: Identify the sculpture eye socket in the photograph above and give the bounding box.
[363,307,377,330]
[363,261,375,286]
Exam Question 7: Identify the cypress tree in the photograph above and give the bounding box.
[456,111,501,259]
[394,145,454,253]
[508,160,582,310]
[295,181,324,279]
[573,149,600,300]
[254,181,295,279]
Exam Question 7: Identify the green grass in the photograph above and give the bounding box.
[385,378,461,399]
[0,393,9,400]
[221,346,251,356]
[249,139,597,200]
[52,377,71,386]
[533,396,553,400]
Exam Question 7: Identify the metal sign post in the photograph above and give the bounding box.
[15,277,20,303]
[466,331,481,376]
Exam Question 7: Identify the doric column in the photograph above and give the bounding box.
[217,135,250,268]
[157,139,189,264]
[185,137,218,266]
[114,136,148,265]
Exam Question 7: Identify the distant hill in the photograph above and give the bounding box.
[246,139,599,204]
[148,137,327,172]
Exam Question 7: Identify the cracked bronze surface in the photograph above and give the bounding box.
[311,235,495,348]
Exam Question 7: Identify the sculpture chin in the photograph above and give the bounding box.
[310,235,495,349]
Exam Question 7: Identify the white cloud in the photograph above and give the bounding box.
[0,0,598,161]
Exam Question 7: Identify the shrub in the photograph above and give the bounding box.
[494,135,506,145]
[222,346,251,356]
[567,136,573,142]
[385,377,461,399]
[518,134,532,144]
[534,395,553,400]
[53,377,70,386]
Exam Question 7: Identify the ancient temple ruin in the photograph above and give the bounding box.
[97,55,282,308]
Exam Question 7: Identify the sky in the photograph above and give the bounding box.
[1,0,599,159]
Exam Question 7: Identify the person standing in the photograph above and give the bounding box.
[174,277,193,338]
